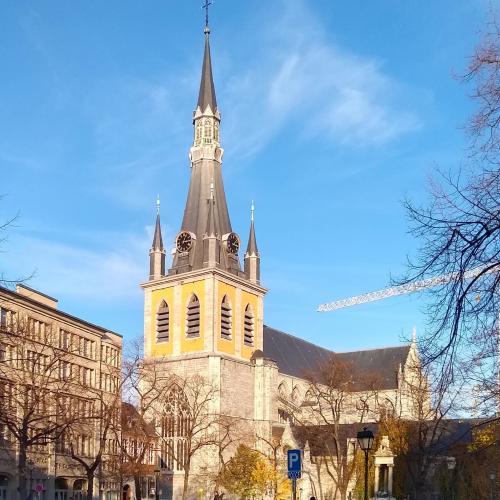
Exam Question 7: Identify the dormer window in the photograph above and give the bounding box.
[156,301,170,342]
[220,296,232,340]
[186,295,200,338]
[244,304,254,347]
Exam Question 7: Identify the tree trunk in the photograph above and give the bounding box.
[17,444,28,500]
[86,470,95,500]
[134,475,142,500]
[182,462,191,500]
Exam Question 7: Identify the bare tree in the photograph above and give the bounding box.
[157,374,220,500]
[119,346,171,500]
[294,355,375,500]
[400,16,500,410]
[376,359,467,499]
[0,314,86,499]
[62,344,123,500]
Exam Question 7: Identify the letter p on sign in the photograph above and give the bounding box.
[287,449,301,479]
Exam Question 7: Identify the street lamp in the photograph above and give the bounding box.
[446,457,456,500]
[357,427,374,500]
[489,471,496,500]
[154,469,160,500]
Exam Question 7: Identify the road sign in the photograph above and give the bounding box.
[287,449,301,479]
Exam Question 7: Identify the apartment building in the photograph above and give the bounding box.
[0,284,122,500]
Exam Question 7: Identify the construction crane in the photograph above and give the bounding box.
[317,265,499,312]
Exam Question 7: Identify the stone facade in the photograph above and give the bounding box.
[0,284,122,500]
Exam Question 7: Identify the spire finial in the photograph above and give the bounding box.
[412,326,417,344]
[156,194,161,215]
[251,200,254,222]
[203,0,212,32]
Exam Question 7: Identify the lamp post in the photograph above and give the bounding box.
[489,471,496,500]
[446,457,456,500]
[154,469,160,500]
[357,427,374,500]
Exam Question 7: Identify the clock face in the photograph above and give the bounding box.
[227,233,239,254]
[176,231,193,253]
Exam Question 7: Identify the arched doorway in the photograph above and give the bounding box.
[54,477,69,500]
[73,479,86,500]
[0,474,9,500]
[122,484,130,500]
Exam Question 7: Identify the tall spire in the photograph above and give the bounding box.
[197,26,217,113]
[170,18,240,277]
[149,196,165,280]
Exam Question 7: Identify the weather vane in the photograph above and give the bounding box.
[202,0,212,29]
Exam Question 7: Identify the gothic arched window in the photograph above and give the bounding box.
[161,385,189,471]
[220,295,232,340]
[195,121,202,145]
[186,294,200,338]
[156,300,169,343]
[244,304,254,347]
[204,119,212,144]
[214,122,219,142]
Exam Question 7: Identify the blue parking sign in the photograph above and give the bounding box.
[287,449,301,479]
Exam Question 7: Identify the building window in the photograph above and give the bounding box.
[203,118,212,144]
[161,385,189,471]
[186,294,200,338]
[244,304,254,346]
[220,295,232,340]
[214,122,219,142]
[0,308,15,332]
[156,300,170,342]
[195,121,202,145]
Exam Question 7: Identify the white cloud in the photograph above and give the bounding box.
[6,230,151,303]
[220,0,421,159]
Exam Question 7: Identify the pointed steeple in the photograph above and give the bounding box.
[170,23,241,277]
[149,195,166,280]
[245,201,260,284]
[197,27,217,113]
[152,195,164,251]
[246,201,258,255]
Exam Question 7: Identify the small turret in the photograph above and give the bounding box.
[203,182,221,268]
[244,201,260,284]
[149,196,166,280]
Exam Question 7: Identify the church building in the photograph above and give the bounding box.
[141,21,420,500]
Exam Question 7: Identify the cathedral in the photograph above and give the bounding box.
[141,21,420,500]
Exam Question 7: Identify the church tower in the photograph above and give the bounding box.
[141,23,266,366]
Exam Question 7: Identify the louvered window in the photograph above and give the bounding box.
[186,295,200,338]
[220,296,232,340]
[244,304,254,346]
[156,301,170,342]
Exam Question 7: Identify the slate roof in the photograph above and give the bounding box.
[263,325,411,390]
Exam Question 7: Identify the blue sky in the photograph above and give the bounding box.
[1,0,494,351]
